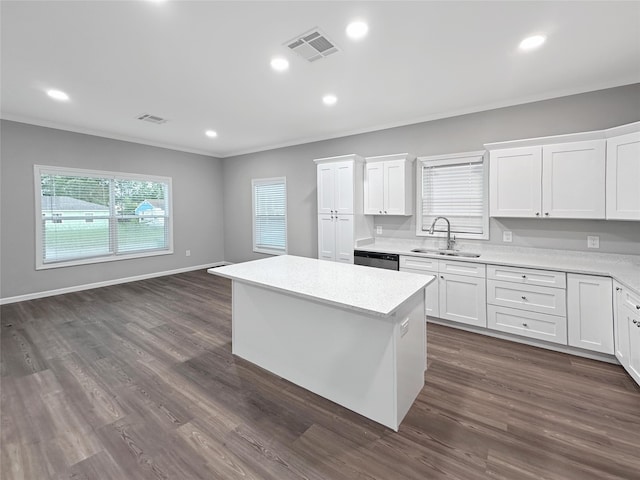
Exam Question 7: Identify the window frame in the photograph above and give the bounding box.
[415,151,489,240]
[34,165,174,270]
[252,176,288,256]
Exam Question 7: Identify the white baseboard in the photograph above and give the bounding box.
[0,261,232,305]
[427,317,619,365]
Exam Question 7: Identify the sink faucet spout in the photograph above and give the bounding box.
[428,216,455,250]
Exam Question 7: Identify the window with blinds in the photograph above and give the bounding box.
[35,165,172,269]
[417,152,488,239]
[252,177,287,255]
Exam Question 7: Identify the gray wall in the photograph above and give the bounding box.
[223,84,640,263]
[0,120,225,298]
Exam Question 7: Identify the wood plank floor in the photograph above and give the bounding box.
[1,270,639,480]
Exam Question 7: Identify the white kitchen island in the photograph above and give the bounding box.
[208,255,434,431]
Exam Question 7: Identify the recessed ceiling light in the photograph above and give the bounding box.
[346,21,368,40]
[519,34,546,51]
[322,94,337,106]
[270,57,289,72]
[46,89,69,101]
[205,130,218,138]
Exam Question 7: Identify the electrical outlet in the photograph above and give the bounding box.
[185,249,191,257]
[376,225,383,235]
[503,231,513,242]
[587,236,600,249]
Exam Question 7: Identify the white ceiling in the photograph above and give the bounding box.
[2,1,639,158]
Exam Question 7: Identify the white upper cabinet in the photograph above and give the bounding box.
[315,156,361,215]
[364,154,414,215]
[489,146,542,217]
[606,127,640,221]
[542,140,606,219]
[487,134,606,219]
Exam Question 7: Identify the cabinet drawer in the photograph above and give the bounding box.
[487,280,566,316]
[488,305,567,345]
[439,260,486,278]
[400,255,438,273]
[622,287,640,314]
[486,264,566,288]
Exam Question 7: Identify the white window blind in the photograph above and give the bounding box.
[252,177,287,255]
[35,165,172,269]
[420,154,486,236]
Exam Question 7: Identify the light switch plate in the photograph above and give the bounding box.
[376,225,382,235]
[503,231,513,242]
[587,236,600,249]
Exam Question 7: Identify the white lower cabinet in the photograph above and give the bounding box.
[487,264,567,344]
[317,214,354,263]
[487,305,567,344]
[614,282,640,386]
[567,274,614,354]
[439,273,486,327]
[399,256,439,318]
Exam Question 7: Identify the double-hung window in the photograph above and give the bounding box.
[35,165,173,269]
[252,177,287,255]
[416,151,488,240]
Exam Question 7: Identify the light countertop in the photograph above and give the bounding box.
[357,239,640,294]
[208,255,434,318]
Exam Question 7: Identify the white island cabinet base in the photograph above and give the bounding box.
[209,255,432,431]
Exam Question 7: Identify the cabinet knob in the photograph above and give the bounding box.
[616,287,622,291]
[634,319,639,324]
[440,275,444,279]
[379,210,382,214]
[522,275,527,279]
[384,211,387,214]
[544,212,550,216]
[521,296,527,301]
[522,323,528,327]
[636,305,640,310]
[535,212,540,216]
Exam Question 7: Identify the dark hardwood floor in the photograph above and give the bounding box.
[1,270,639,480]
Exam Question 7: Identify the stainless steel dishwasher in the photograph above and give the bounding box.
[353,250,399,270]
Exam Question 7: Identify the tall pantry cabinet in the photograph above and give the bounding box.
[314,155,373,263]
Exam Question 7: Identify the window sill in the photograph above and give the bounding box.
[36,248,174,270]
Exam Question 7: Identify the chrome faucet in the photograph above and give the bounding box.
[428,216,455,250]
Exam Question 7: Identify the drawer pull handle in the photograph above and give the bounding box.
[522,323,528,327]
[521,296,527,301]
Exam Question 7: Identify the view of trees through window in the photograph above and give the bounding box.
[36,167,172,267]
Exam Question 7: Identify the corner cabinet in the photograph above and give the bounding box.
[488,137,606,219]
[314,155,373,264]
[605,123,640,221]
[614,282,640,386]
[364,153,414,215]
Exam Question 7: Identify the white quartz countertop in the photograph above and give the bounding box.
[357,240,640,294]
[208,255,434,318]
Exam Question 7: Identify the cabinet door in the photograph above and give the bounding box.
[334,161,354,214]
[400,266,439,319]
[542,140,606,219]
[606,131,640,220]
[384,160,409,215]
[364,162,385,214]
[439,274,487,327]
[317,164,335,214]
[614,283,630,366]
[317,214,336,261]
[334,215,354,263]
[489,147,542,217]
[567,274,614,354]
[626,309,640,385]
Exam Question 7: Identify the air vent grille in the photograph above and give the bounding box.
[286,28,339,62]
[137,113,168,124]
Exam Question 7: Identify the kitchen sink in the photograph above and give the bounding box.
[410,248,481,258]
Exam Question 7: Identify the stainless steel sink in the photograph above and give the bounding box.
[410,248,481,258]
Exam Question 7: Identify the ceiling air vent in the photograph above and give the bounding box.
[286,28,339,62]
[136,113,168,124]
